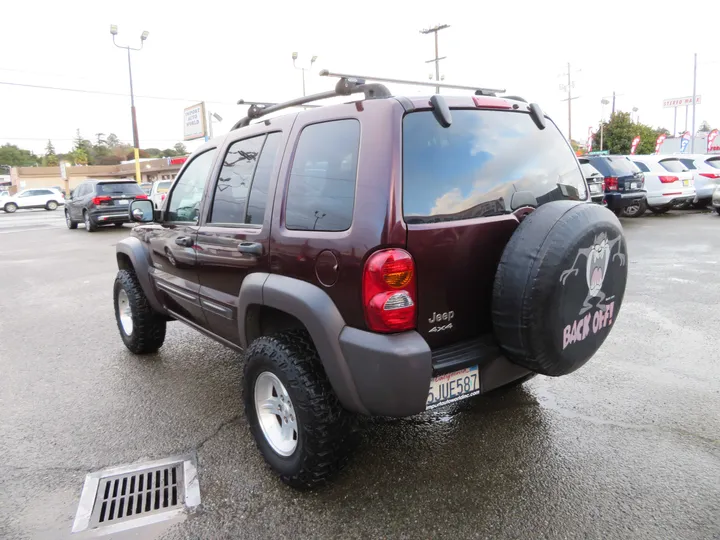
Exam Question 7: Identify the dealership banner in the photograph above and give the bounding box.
[654,134,667,154]
[707,129,719,152]
[630,136,641,155]
[680,131,691,153]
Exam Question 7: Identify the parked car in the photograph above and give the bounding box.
[583,155,646,216]
[713,185,720,215]
[0,190,9,199]
[2,188,65,213]
[626,155,695,216]
[140,182,153,196]
[113,74,628,489]
[676,154,720,208]
[65,179,148,232]
[149,179,173,209]
[578,157,606,204]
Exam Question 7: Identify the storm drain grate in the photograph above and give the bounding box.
[72,455,200,534]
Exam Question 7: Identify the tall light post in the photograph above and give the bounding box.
[632,106,639,123]
[292,52,318,97]
[110,24,149,184]
[206,111,223,140]
[420,24,449,94]
[600,98,610,151]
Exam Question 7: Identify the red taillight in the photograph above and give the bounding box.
[472,96,512,109]
[161,194,166,201]
[604,177,618,191]
[699,172,720,179]
[92,196,112,205]
[658,175,679,184]
[362,249,416,333]
[135,194,148,199]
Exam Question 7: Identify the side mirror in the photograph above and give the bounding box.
[129,199,154,222]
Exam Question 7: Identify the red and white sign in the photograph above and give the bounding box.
[630,136,641,155]
[654,134,667,154]
[662,96,702,108]
[707,129,719,152]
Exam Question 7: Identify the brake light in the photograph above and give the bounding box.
[658,176,679,184]
[135,194,148,199]
[604,177,618,191]
[699,172,720,179]
[161,194,166,201]
[92,196,112,205]
[362,249,416,333]
[472,96,512,109]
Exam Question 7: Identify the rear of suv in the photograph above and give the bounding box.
[585,155,646,216]
[65,179,148,231]
[112,73,628,489]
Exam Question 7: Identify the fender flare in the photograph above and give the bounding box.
[238,273,368,415]
[116,237,166,314]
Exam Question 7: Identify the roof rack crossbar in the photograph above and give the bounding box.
[232,77,391,130]
[319,70,505,95]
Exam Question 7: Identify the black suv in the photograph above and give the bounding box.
[65,180,148,232]
[112,72,629,489]
[583,155,646,215]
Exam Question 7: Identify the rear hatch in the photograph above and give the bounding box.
[579,159,605,199]
[94,181,146,210]
[402,106,587,349]
[590,156,644,193]
[657,158,694,192]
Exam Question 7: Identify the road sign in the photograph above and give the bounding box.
[184,102,207,141]
[588,150,609,155]
[59,161,67,180]
[662,96,702,108]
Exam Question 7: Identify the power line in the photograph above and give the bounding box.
[0,80,233,105]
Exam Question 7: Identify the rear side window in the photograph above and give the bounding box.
[705,158,720,170]
[286,120,360,231]
[97,182,144,195]
[246,132,282,225]
[680,158,697,169]
[402,110,586,224]
[659,159,688,173]
[632,161,650,173]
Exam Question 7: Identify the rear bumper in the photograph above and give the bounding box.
[647,188,696,208]
[88,209,130,223]
[604,191,646,210]
[338,328,531,417]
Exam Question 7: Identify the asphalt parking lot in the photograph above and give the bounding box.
[1,208,719,540]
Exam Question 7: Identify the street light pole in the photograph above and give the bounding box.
[600,98,610,151]
[420,24,449,94]
[691,52,697,153]
[111,25,148,184]
[292,52,317,97]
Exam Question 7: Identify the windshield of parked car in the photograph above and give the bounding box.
[659,159,689,173]
[403,109,586,224]
[96,182,145,195]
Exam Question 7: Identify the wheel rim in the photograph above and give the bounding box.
[84,213,90,228]
[49,202,57,210]
[254,371,298,456]
[624,204,639,216]
[6,204,16,213]
[117,289,133,335]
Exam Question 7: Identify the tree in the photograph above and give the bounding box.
[95,133,107,146]
[106,133,120,148]
[698,120,711,133]
[173,143,187,155]
[44,140,59,166]
[161,148,177,158]
[70,148,88,166]
[0,143,40,167]
[592,112,669,155]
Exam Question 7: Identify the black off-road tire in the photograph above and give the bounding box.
[716,207,720,216]
[4,203,17,213]
[83,210,97,233]
[113,269,166,354]
[65,210,78,229]
[691,200,709,210]
[244,330,355,490]
[648,206,671,215]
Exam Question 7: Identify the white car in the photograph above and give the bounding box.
[2,188,65,213]
[627,155,695,215]
[675,154,720,208]
[149,180,173,209]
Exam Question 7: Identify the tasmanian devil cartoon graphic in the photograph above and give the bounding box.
[559,231,625,315]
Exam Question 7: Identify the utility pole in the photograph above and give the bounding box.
[420,24,449,94]
[612,91,616,115]
[560,63,580,143]
[691,52,697,153]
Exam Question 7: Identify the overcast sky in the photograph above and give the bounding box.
[2,0,718,155]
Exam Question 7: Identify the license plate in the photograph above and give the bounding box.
[589,184,601,194]
[682,179,690,186]
[426,366,480,410]
[118,199,129,205]
[630,182,639,189]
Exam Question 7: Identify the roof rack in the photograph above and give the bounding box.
[319,70,506,96]
[231,77,392,130]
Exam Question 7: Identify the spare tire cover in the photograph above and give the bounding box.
[492,201,628,376]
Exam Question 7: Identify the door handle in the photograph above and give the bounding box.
[175,236,194,247]
[237,242,263,255]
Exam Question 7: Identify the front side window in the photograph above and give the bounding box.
[403,110,586,224]
[18,190,33,198]
[166,149,216,223]
[210,135,265,224]
[286,120,360,231]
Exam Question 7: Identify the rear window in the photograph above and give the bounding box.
[96,182,144,195]
[632,161,651,173]
[156,181,172,193]
[579,160,603,178]
[659,159,688,173]
[705,157,720,170]
[680,158,697,170]
[402,110,586,223]
[588,156,639,177]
